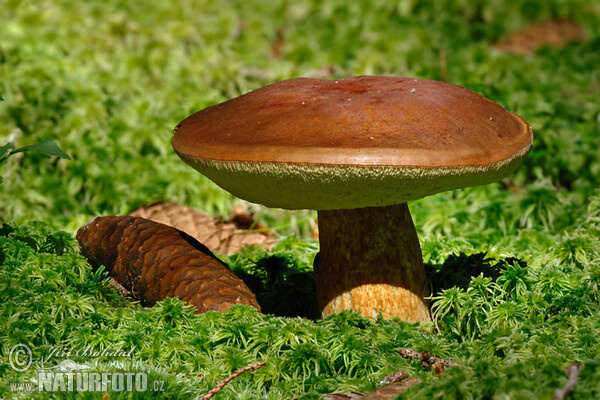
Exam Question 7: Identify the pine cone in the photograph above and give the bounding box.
[76,216,260,313]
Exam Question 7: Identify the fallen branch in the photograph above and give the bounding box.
[553,362,580,400]
[200,361,266,400]
[397,347,466,373]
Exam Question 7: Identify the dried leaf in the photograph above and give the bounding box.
[77,216,260,313]
[291,373,418,400]
[495,19,585,55]
[361,378,420,399]
[129,202,274,255]
[229,205,267,231]
[270,27,285,58]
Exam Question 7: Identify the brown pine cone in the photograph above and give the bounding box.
[76,216,260,313]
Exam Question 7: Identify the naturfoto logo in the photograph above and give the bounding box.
[36,364,149,393]
[8,343,164,394]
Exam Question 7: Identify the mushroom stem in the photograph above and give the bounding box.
[316,203,431,322]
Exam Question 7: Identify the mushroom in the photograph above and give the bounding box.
[171,76,533,322]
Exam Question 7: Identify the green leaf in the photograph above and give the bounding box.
[11,140,71,160]
[0,143,12,161]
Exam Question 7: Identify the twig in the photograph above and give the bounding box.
[397,347,466,373]
[322,393,364,399]
[199,361,266,400]
[110,277,131,297]
[553,362,580,400]
[379,370,409,384]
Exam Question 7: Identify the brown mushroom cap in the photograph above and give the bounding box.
[172,76,532,210]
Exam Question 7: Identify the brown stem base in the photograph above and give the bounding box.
[316,203,431,322]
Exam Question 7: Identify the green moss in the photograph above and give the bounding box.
[1,220,599,398]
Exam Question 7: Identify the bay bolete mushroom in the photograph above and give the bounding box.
[172,76,533,322]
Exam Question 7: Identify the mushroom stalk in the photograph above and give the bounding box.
[316,203,431,321]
